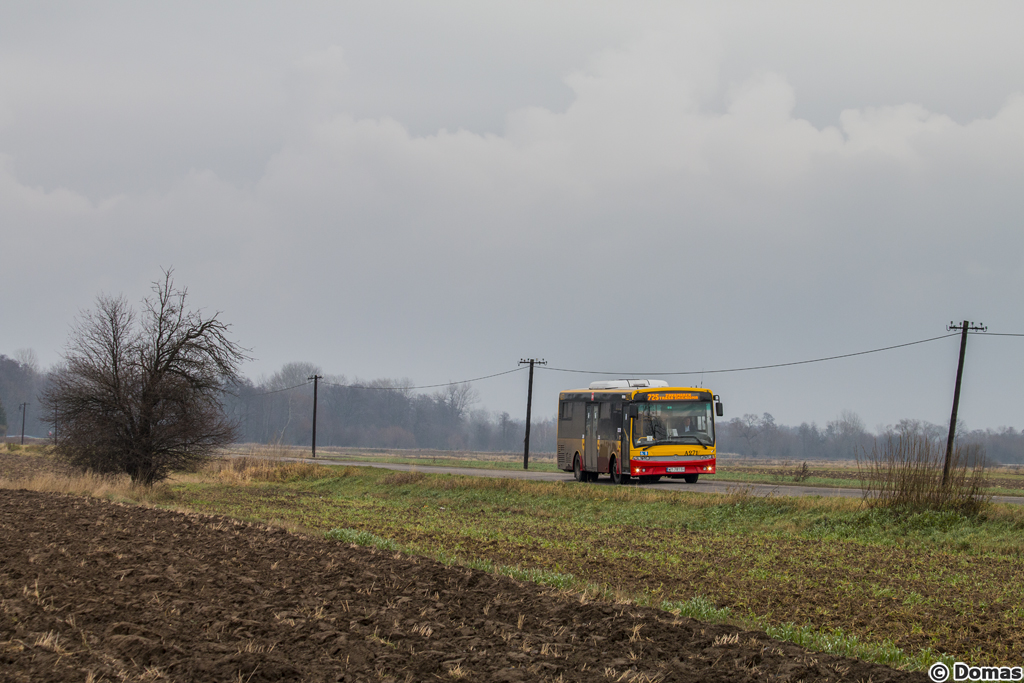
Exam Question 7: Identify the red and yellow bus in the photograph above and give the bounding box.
[556,380,723,484]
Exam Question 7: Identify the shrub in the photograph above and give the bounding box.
[858,429,989,514]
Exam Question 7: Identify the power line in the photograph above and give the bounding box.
[320,366,527,391]
[242,329,1016,396]
[252,380,312,395]
[244,367,526,398]
[540,333,960,377]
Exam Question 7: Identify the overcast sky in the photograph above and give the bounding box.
[2,1,1023,431]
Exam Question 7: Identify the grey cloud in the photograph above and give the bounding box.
[2,3,1023,431]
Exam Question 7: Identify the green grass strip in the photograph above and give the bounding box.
[325,527,402,552]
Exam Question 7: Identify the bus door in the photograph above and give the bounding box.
[585,404,599,472]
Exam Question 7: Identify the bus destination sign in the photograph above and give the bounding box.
[648,393,700,401]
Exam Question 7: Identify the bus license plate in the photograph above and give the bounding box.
[667,467,686,473]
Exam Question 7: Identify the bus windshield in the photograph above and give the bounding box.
[633,401,715,447]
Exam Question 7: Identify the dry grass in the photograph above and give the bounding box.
[381,471,426,486]
[446,663,469,679]
[192,442,352,484]
[0,443,342,503]
[32,630,67,654]
[5,442,51,454]
[204,457,328,484]
[0,468,177,504]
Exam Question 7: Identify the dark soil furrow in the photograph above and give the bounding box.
[0,488,926,682]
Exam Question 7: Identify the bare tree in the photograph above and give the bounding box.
[760,412,779,457]
[825,410,869,460]
[14,349,39,374]
[438,382,478,422]
[736,414,762,456]
[41,270,247,486]
[499,411,513,449]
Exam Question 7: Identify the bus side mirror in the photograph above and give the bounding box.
[716,402,724,417]
[627,405,638,419]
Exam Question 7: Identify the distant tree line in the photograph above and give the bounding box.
[6,348,1024,462]
[0,351,49,440]
[221,362,557,453]
[717,411,875,461]
[717,412,1024,463]
[0,351,555,453]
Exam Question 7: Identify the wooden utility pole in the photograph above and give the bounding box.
[943,321,986,485]
[308,375,322,458]
[19,403,28,445]
[519,359,546,469]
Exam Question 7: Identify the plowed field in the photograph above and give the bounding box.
[0,489,926,682]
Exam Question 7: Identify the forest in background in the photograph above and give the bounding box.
[221,362,556,453]
[714,411,1024,463]
[0,355,555,454]
[3,352,1023,463]
[0,351,48,441]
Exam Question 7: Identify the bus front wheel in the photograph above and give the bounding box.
[683,473,699,484]
[611,458,630,485]
[573,456,586,483]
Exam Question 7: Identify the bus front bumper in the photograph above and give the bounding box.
[630,461,716,476]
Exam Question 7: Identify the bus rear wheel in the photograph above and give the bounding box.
[611,458,630,485]
[683,473,699,484]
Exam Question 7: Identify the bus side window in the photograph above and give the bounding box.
[597,401,616,440]
[560,401,572,420]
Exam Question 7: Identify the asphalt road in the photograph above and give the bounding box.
[263,455,1024,506]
